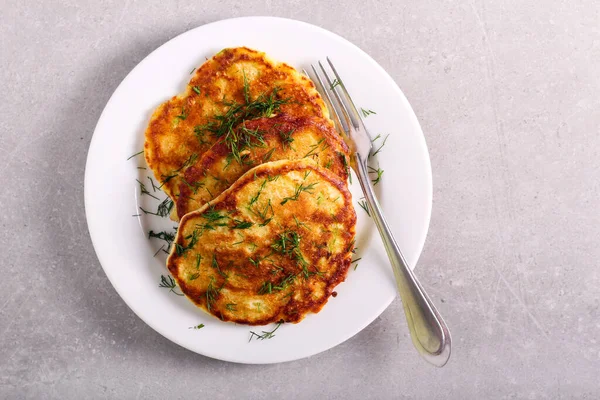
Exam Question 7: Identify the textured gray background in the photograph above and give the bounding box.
[1,0,599,398]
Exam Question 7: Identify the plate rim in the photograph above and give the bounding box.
[84,15,432,364]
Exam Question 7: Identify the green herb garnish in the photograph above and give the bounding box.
[139,197,174,218]
[249,322,283,342]
[189,323,205,329]
[232,219,254,229]
[357,199,371,217]
[361,108,377,117]
[136,179,160,200]
[176,107,188,121]
[159,275,184,296]
[368,166,384,185]
[160,153,198,186]
[370,134,389,158]
[127,150,144,160]
[280,181,318,205]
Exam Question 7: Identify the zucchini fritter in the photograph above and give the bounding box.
[167,159,356,325]
[144,47,330,206]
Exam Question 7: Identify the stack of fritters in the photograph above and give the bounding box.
[144,47,357,324]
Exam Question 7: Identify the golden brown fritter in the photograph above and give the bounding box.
[167,159,356,325]
[174,113,350,219]
[144,47,330,206]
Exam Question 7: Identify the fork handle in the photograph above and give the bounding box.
[354,153,451,367]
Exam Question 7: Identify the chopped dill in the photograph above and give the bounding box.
[175,230,199,256]
[271,230,309,277]
[278,129,295,148]
[205,276,222,312]
[175,107,188,121]
[339,152,352,184]
[226,303,237,311]
[303,138,328,158]
[370,134,390,158]
[160,153,198,186]
[211,254,227,278]
[127,150,144,160]
[148,230,175,252]
[330,79,341,90]
[368,165,384,185]
[258,281,272,294]
[159,275,184,296]
[193,80,290,166]
[139,197,174,218]
[358,199,371,217]
[189,323,204,329]
[361,108,377,117]
[192,86,201,94]
[262,147,276,163]
[280,181,318,205]
[249,179,268,206]
[147,176,159,192]
[136,179,160,200]
[232,219,254,229]
[248,322,283,342]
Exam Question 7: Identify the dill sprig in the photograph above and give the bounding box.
[148,230,175,252]
[370,134,390,158]
[271,230,309,277]
[249,322,283,342]
[280,181,318,205]
[175,107,188,121]
[303,138,329,158]
[161,153,198,186]
[139,197,174,218]
[361,108,377,117]
[159,275,184,296]
[232,219,254,229]
[368,166,384,185]
[247,198,274,226]
[249,179,268,206]
[136,179,160,200]
[175,230,199,256]
[279,129,295,148]
[211,254,228,278]
[193,75,290,165]
[192,86,201,95]
[206,276,223,312]
[147,176,160,192]
[262,148,276,163]
[127,150,144,160]
[358,199,371,217]
[330,79,341,90]
[339,152,352,184]
[258,274,296,294]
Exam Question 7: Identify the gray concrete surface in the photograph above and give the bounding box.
[1,0,599,398]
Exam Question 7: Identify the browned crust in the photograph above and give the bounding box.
[167,159,357,325]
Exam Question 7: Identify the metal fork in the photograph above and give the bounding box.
[307,59,452,367]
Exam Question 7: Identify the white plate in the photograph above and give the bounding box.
[84,16,432,364]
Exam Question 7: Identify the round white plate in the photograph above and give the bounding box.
[85,16,432,364]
